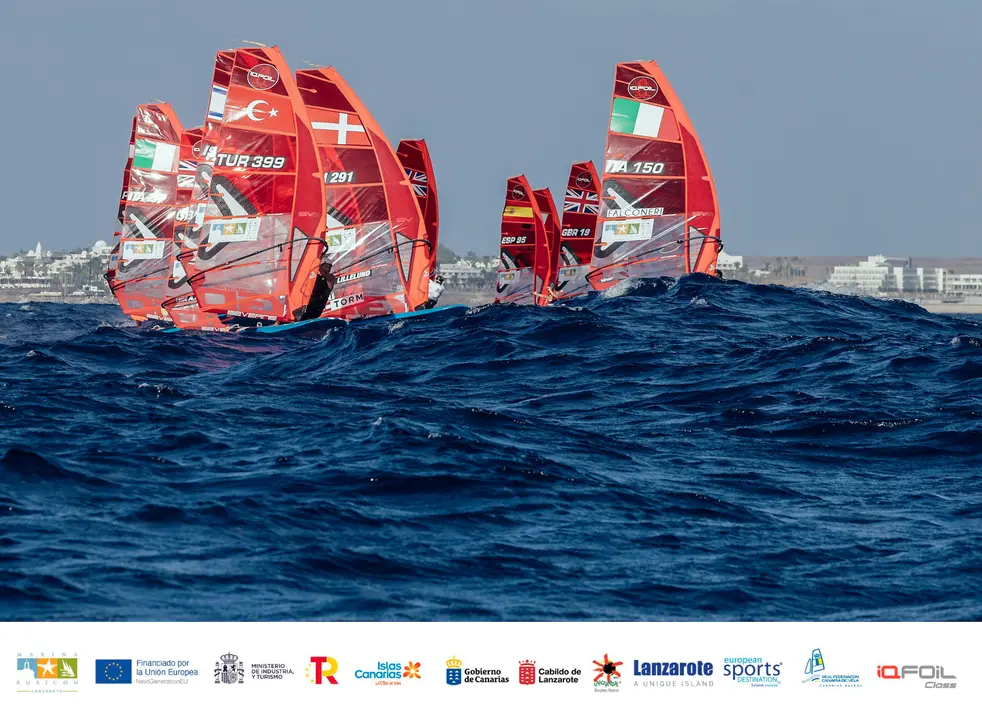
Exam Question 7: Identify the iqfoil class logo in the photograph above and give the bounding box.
[802,648,861,688]
[633,659,714,689]
[877,664,957,689]
[723,657,782,687]
[16,653,79,693]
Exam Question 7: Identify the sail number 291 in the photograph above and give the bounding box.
[325,171,356,184]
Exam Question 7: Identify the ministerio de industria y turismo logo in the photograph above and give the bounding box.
[802,648,861,688]
[16,653,79,693]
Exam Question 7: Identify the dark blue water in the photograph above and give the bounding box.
[1,276,980,621]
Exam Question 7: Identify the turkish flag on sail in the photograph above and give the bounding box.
[222,85,296,135]
[308,109,372,147]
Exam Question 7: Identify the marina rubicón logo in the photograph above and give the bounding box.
[722,656,782,688]
[593,653,623,692]
[877,664,957,689]
[633,659,714,688]
[214,653,245,684]
[802,648,861,688]
[16,653,79,693]
[95,659,132,684]
[446,657,462,686]
[306,656,339,685]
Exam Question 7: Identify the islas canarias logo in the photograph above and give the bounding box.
[306,656,339,685]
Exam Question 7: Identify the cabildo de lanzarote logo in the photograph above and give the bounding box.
[16,653,79,693]
[517,659,581,686]
[633,657,714,688]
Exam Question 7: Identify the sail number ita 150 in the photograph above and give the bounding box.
[605,160,665,175]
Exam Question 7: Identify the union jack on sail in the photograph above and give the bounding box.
[564,187,599,214]
[405,169,428,197]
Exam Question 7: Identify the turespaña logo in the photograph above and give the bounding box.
[215,653,244,684]
[307,656,339,685]
[593,653,622,692]
[446,657,462,686]
[16,653,79,693]
[723,657,782,688]
[877,664,956,689]
[403,661,421,680]
[633,659,714,689]
[134,658,199,685]
[519,660,536,685]
[801,648,860,688]
[95,659,132,685]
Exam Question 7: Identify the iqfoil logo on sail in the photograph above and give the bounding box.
[722,657,782,687]
[633,659,714,689]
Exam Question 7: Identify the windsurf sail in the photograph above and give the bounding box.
[107,103,186,322]
[531,188,560,306]
[495,175,548,305]
[587,61,721,291]
[159,126,232,331]
[397,139,439,277]
[294,66,431,319]
[182,46,326,322]
[556,161,600,298]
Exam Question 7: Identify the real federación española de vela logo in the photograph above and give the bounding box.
[16,653,78,694]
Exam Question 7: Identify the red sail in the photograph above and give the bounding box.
[556,161,600,298]
[160,126,232,331]
[107,103,186,322]
[183,46,325,322]
[588,61,721,291]
[294,67,431,319]
[531,188,560,306]
[397,139,439,276]
[495,175,547,305]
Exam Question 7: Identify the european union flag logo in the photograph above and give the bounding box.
[95,659,132,684]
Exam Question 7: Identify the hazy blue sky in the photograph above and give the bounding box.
[2,0,978,257]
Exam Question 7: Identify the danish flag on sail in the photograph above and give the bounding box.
[396,139,439,276]
[294,66,431,319]
[587,61,721,291]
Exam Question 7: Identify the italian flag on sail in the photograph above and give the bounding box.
[133,139,178,171]
[610,98,669,139]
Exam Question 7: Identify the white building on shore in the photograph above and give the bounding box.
[717,251,743,272]
[828,256,947,294]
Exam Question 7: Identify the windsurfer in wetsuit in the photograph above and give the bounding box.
[297,260,337,321]
[420,274,445,310]
[534,280,562,304]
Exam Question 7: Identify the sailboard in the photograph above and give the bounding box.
[159,126,233,331]
[106,103,187,323]
[495,175,548,305]
[396,139,439,277]
[587,61,721,291]
[556,161,600,299]
[181,46,326,323]
[292,67,432,321]
[531,188,560,306]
